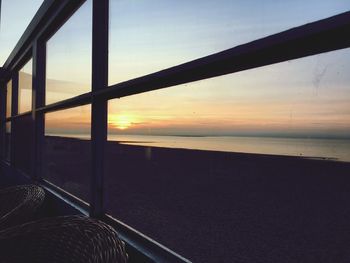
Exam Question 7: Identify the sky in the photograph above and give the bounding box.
[108,0,350,84]
[1,0,350,139]
[106,48,350,138]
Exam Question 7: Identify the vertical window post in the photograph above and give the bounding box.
[10,72,18,164]
[90,0,109,217]
[0,82,6,159]
[32,40,46,180]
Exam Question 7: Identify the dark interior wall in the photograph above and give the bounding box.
[12,115,34,175]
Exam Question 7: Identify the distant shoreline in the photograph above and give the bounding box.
[111,133,350,140]
[46,132,350,140]
[44,135,349,163]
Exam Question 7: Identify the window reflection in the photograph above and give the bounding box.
[18,59,32,113]
[45,0,92,105]
[43,105,91,201]
[6,80,12,118]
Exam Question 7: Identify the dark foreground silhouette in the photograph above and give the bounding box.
[43,136,350,263]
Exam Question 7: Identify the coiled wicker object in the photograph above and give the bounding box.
[0,184,45,230]
[0,215,128,263]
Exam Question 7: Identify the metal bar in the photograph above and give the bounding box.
[35,92,92,114]
[40,178,90,213]
[5,92,91,119]
[99,11,350,100]
[90,0,108,218]
[6,111,31,121]
[32,40,46,180]
[103,214,192,263]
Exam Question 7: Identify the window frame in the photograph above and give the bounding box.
[0,1,349,262]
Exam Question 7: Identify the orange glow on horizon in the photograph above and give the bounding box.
[108,114,134,130]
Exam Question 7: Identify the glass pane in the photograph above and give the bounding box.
[106,49,350,262]
[108,0,350,85]
[18,59,32,113]
[46,0,92,105]
[13,115,33,174]
[0,0,43,65]
[43,105,91,201]
[6,80,12,118]
[5,122,11,161]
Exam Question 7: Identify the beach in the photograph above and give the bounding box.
[43,136,350,262]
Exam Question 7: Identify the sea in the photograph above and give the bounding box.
[48,133,350,163]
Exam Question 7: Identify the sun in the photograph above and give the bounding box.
[109,114,133,130]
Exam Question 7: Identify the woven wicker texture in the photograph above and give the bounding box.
[0,184,45,230]
[0,215,128,263]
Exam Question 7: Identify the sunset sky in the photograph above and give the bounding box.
[106,48,350,138]
[1,1,350,138]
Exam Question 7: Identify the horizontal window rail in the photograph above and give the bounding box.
[35,92,92,114]
[40,179,90,215]
[3,11,350,119]
[5,111,31,121]
[101,11,350,100]
[103,214,191,263]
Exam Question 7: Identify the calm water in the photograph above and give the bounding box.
[48,133,350,162]
[112,135,350,162]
